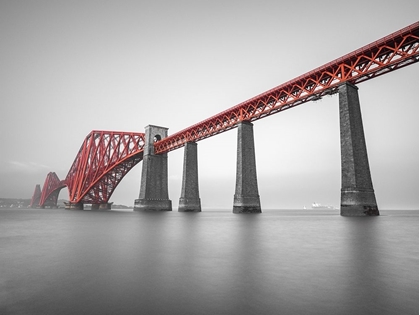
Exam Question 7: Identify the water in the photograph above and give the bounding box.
[1,208,418,315]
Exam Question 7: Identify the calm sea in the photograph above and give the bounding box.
[0,208,418,315]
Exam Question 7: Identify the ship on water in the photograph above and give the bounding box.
[311,202,336,210]
[304,203,336,210]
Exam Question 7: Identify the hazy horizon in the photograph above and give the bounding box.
[1,1,418,210]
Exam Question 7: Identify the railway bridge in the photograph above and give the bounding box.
[31,22,419,216]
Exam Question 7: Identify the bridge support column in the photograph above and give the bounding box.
[339,82,379,216]
[99,203,112,210]
[65,202,84,210]
[179,142,201,212]
[91,203,112,210]
[134,125,172,211]
[233,121,261,213]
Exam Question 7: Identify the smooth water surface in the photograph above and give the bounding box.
[1,209,418,315]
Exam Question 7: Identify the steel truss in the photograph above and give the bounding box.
[154,22,419,154]
[39,172,66,207]
[30,184,42,208]
[34,22,418,206]
[65,131,145,204]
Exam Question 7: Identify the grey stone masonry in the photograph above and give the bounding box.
[91,203,112,210]
[134,125,172,211]
[65,202,84,210]
[233,121,261,213]
[179,142,201,212]
[339,83,379,216]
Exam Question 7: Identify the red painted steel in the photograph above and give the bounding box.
[30,184,42,208]
[154,22,419,154]
[36,22,418,206]
[39,172,66,207]
[64,131,145,204]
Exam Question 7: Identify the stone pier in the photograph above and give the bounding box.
[339,82,379,216]
[91,203,112,210]
[65,202,84,210]
[179,142,201,212]
[134,125,172,211]
[233,121,261,213]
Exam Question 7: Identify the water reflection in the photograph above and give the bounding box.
[0,209,417,315]
[336,216,419,315]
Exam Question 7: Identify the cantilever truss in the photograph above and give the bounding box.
[30,184,42,208]
[33,22,419,206]
[65,131,145,204]
[39,172,66,207]
[154,22,419,154]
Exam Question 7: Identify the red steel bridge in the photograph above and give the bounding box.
[31,22,419,208]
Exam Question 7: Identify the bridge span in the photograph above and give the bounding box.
[31,22,419,216]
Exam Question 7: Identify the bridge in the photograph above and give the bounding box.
[30,22,419,216]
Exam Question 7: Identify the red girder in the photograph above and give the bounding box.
[154,22,419,154]
[39,172,66,207]
[30,184,42,208]
[34,22,418,206]
[64,131,145,204]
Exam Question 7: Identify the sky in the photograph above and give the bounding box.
[0,0,418,210]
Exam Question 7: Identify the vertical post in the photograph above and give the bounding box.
[233,121,261,213]
[179,142,201,212]
[134,125,172,211]
[339,82,379,216]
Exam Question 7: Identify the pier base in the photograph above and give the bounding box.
[338,83,379,216]
[134,199,172,211]
[233,121,261,213]
[179,142,201,212]
[65,202,84,210]
[340,190,379,216]
[134,125,172,211]
[91,203,112,210]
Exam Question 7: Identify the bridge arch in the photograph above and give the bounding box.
[32,22,418,212]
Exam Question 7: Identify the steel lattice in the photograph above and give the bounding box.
[154,22,419,154]
[39,172,66,207]
[32,22,419,206]
[64,131,145,204]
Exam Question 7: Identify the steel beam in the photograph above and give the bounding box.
[155,22,418,154]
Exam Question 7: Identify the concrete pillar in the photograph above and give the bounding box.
[339,82,379,216]
[134,125,172,211]
[179,142,201,212]
[233,121,261,213]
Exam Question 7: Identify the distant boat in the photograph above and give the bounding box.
[311,202,335,210]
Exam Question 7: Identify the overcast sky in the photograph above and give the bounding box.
[0,0,418,209]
